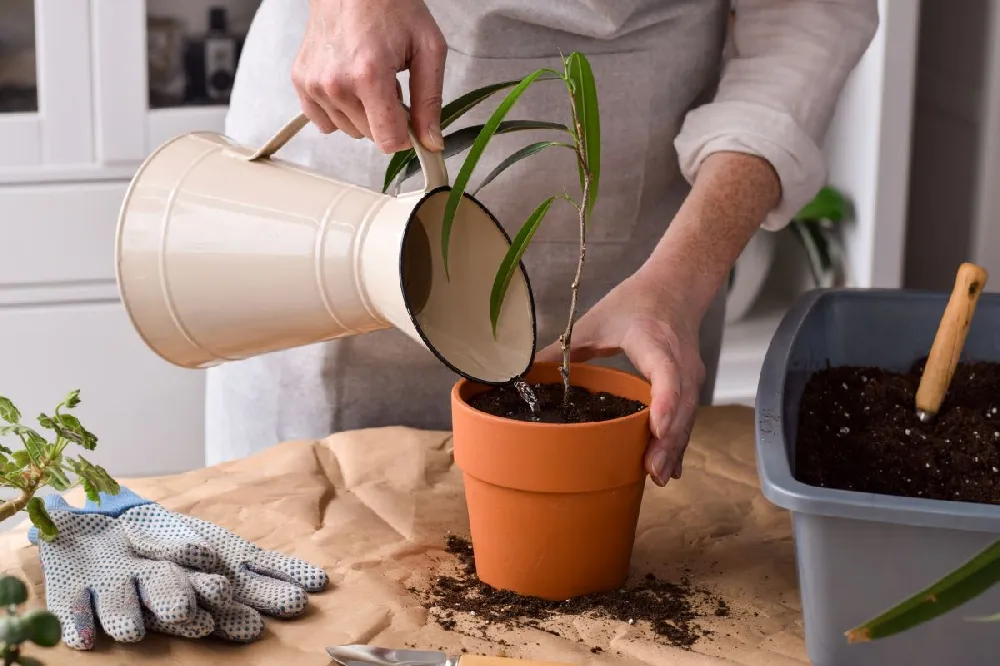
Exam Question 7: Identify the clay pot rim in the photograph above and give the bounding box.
[451,361,652,430]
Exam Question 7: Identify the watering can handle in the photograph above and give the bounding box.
[247,113,450,193]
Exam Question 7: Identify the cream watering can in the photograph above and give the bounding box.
[114,114,536,384]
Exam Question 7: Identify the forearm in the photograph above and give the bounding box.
[638,151,781,321]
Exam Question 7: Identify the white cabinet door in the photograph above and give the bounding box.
[0,0,94,176]
[0,180,205,477]
[0,301,206,478]
[90,0,262,164]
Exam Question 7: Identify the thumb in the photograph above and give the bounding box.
[408,36,446,151]
[624,333,678,442]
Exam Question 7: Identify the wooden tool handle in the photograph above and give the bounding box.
[459,656,573,666]
[915,262,989,417]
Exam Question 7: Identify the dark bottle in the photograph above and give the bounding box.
[204,7,237,103]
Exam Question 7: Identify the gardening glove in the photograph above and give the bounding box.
[27,492,230,649]
[105,488,328,620]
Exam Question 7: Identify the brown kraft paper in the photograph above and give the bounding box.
[0,405,807,665]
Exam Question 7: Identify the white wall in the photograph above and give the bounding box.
[825,0,919,289]
[904,0,992,291]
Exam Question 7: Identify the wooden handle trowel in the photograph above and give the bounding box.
[915,262,989,423]
[327,645,572,666]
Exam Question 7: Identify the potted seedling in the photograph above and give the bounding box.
[755,261,1000,666]
[385,53,651,602]
[0,391,119,539]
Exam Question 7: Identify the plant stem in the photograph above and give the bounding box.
[559,102,591,414]
[0,492,32,522]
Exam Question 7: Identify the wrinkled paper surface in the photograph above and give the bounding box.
[1,406,806,665]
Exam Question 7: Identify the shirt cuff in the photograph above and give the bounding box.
[674,100,827,231]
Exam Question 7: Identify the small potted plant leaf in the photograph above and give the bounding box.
[0,574,61,665]
[0,390,119,540]
[385,53,651,602]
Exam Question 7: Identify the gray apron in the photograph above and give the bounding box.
[205,0,730,465]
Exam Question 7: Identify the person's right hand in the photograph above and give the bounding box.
[292,0,447,154]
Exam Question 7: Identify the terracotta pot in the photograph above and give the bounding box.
[451,361,652,600]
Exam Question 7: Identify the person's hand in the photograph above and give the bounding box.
[535,272,706,487]
[292,0,446,153]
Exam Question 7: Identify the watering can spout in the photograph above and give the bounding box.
[114,114,536,385]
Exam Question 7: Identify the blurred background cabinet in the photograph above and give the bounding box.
[0,0,262,478]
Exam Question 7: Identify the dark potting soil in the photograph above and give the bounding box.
[408,535,729,650]
[467,382,646,424]
[795,360,1000,504]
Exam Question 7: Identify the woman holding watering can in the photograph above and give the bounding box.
[206,0,878,486]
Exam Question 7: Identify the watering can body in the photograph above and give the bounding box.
[115,115,536,384]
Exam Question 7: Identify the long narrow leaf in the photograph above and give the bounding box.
[566,52,601,215]
[846,538,1000,642]
[473,141,573,196]
[383,149,416,193]
[489,197,556,335]
[795,186,849,223]
[441,68,557,276]
[400,121,570,183]
[381,76,560,193]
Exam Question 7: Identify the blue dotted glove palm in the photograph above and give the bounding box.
[30,488,328,649]
[112,490,329,619]
[29,493,236,649]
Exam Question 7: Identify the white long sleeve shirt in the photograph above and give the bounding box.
[675,0,879,230]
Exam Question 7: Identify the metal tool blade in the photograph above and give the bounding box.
[326,645,454,666]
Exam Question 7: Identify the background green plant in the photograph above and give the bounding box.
[385,53,600,409]
[0,574,60,665]
[0,391,119,541]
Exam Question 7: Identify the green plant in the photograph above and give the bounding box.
[384,53,599,410]
[847,537,1000,643]
[0,391,119,541]
[789,185,851,288]
[0,574,60,665]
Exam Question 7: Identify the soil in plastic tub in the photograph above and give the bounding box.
[467,381,646,423]
[408,535,732,650]
[795,359,1000,504]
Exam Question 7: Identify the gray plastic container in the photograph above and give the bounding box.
[756,288,1000,666]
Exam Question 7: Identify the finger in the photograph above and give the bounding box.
[143,606,215,640]
[233,570,309,618]
[181,571,263,641]
[329,107,366,140]
[92,579,146,643]
[296,90,337,135]
[49,587,97,650]
[187,571,234,609]
[407,33,447,151]
[359,70,413,153]
[209,601,264,643]
[660,391,698,483]
[623,337,681,485]
[328,91,372,139]
[310,80,366,140]
[250,550,329,593]
[134,562,197,625]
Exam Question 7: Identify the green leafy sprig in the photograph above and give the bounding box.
[0,391,119,541]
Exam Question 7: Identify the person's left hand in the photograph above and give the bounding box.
[535,271,706,487]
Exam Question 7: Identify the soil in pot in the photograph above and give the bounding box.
[467,379,646,423]
[795,359,1000,504]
